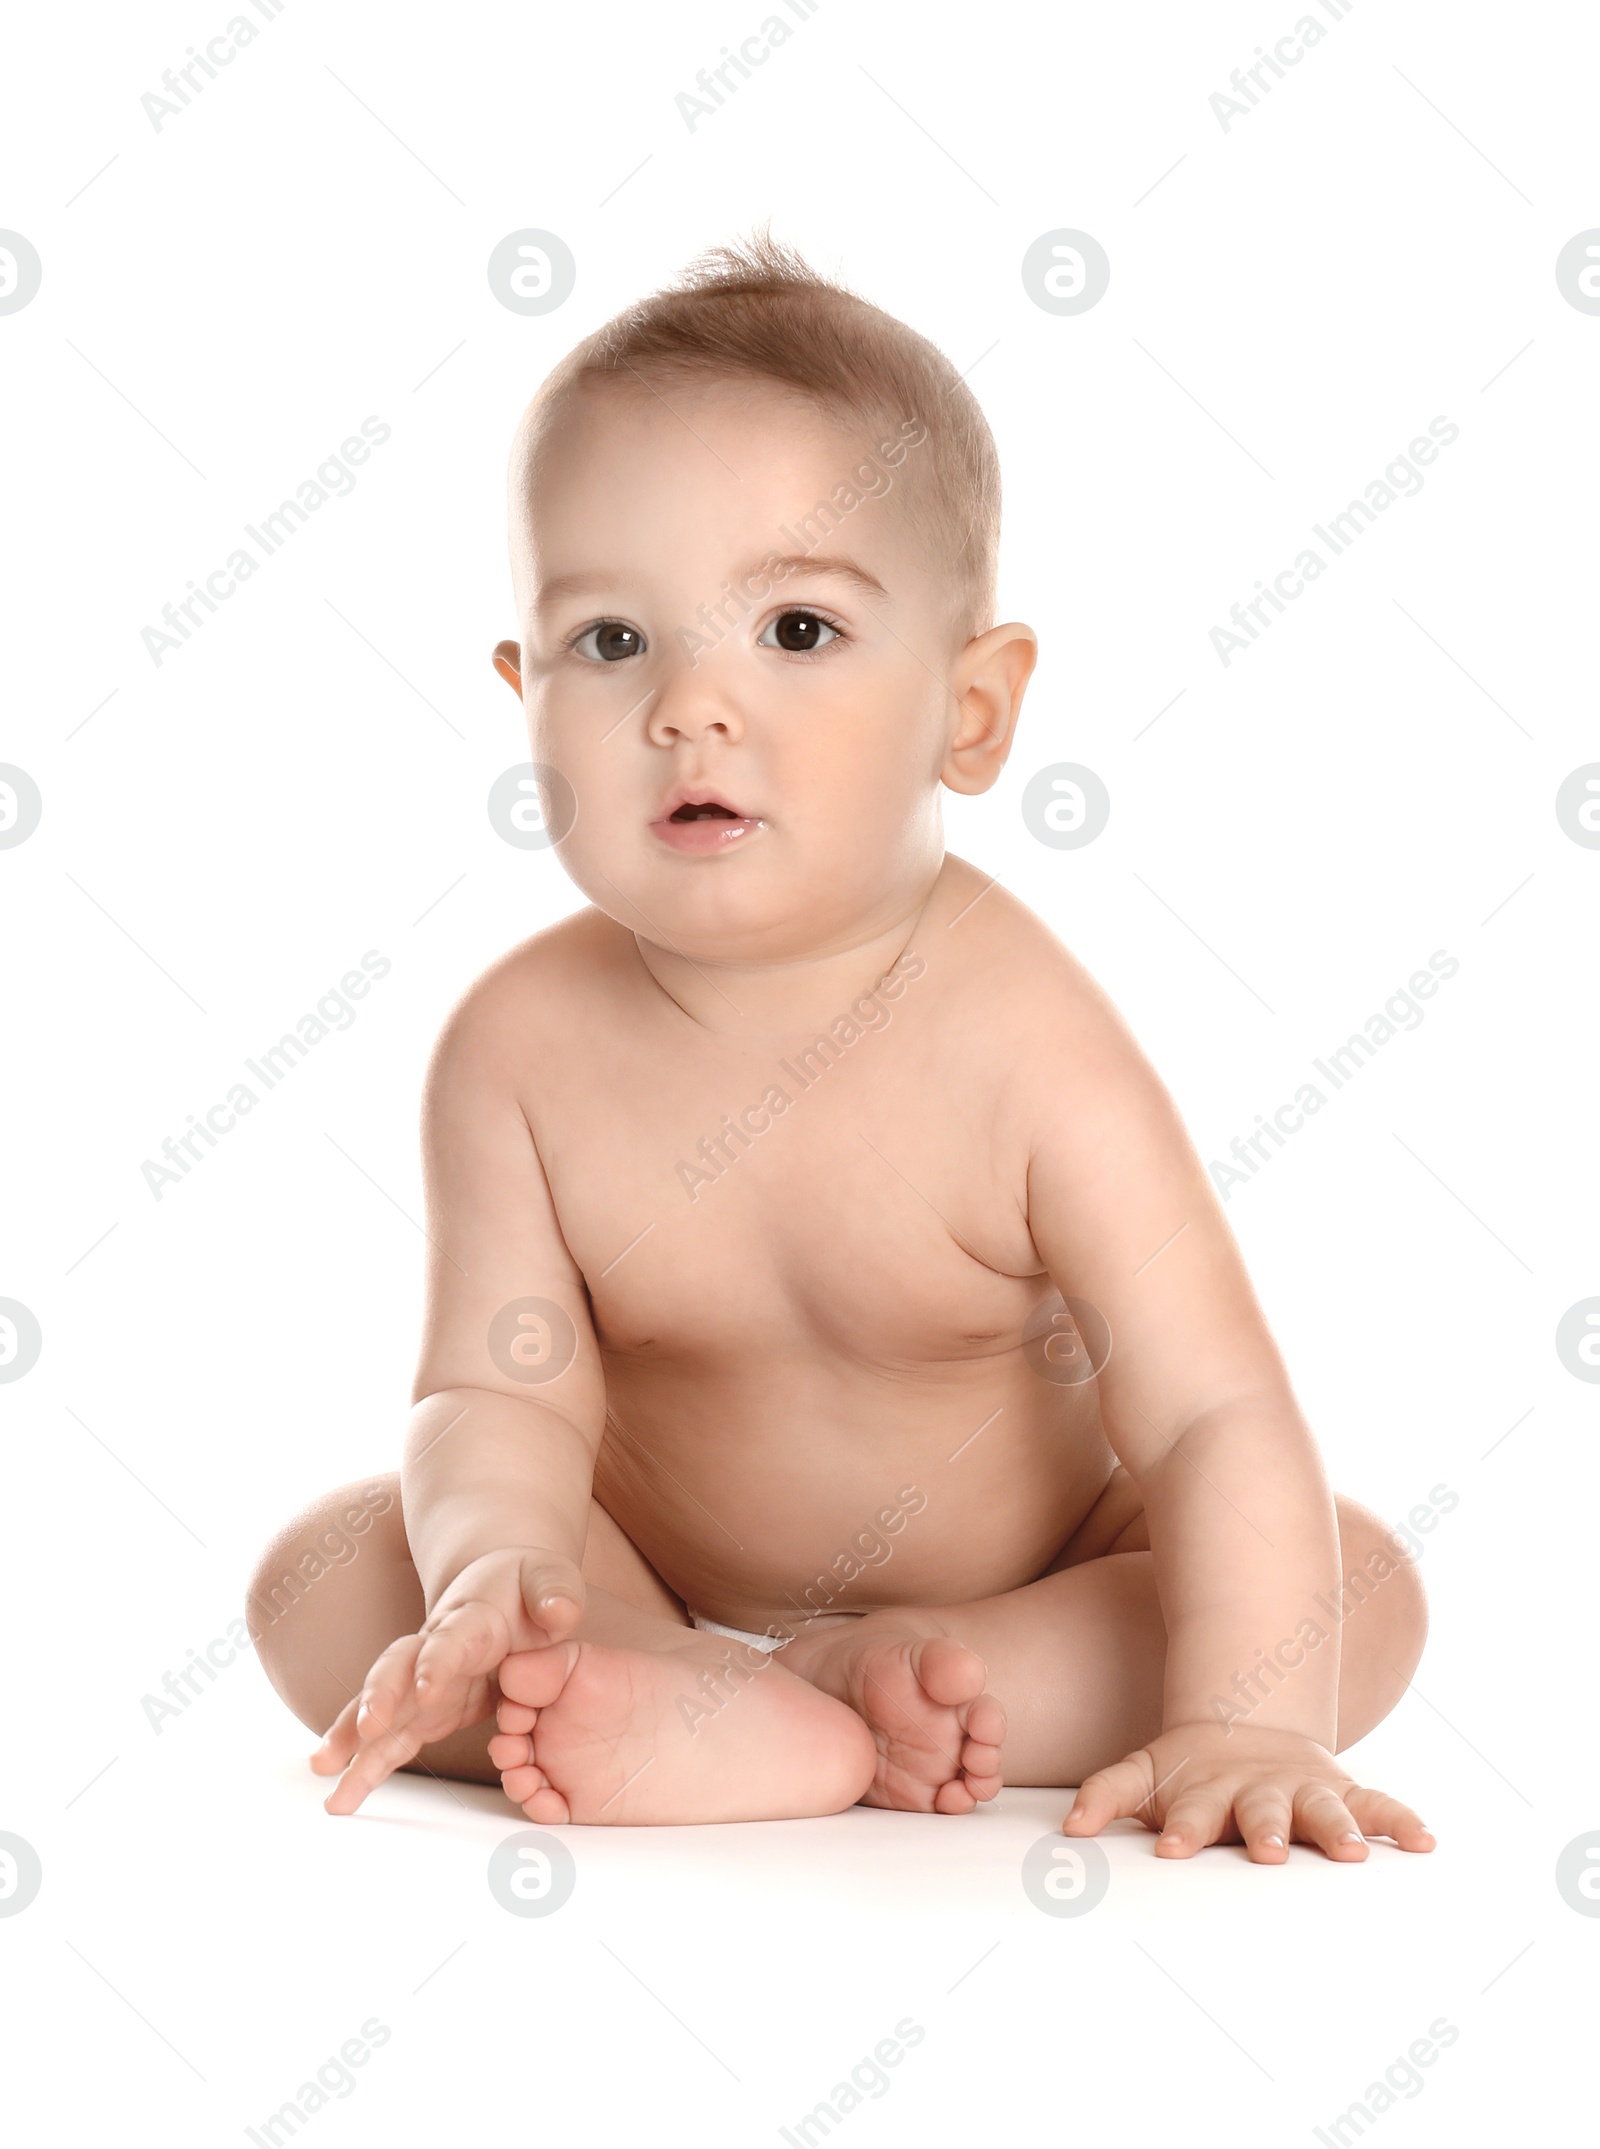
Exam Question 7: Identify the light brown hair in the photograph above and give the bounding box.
[510,228,1001,640]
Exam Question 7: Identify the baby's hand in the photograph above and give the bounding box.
[1061,1723,1436,1862]
[312,1546,585,1815]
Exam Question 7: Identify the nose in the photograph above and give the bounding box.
[644,656,747,747]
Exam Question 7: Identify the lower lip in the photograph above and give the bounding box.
[649,814,764,854]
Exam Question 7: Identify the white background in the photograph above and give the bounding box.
[1,0,1594,2140]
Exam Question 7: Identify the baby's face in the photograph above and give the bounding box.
[502,379,998,967]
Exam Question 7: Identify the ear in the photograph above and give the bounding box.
[492,639,523,695]
[941,622,1037,796]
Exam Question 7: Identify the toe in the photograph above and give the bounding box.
[500,1762,547,1803]
[934,1777,978,1814]
[964,1769,1003,1801]
[496,1700,539,1734]
[520,1785,570,1824]
[911,1637,988,1708]
[965,1694,1006,1746]
[487,1731,533,1769]
[498,1641,578,1710]
[960,1734,1002,1774]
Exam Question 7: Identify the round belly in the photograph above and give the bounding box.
[591,1350,1115,1630]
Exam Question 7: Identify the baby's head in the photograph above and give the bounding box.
[494,233,1035,966]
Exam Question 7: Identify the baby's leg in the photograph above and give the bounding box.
[781,1487,1427,1794]
[248,1475,875,1823]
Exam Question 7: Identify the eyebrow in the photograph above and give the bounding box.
[533,551,891,612]
[761,553,889,601]
[534,570,617,609]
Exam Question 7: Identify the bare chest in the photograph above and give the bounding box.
[531,1007,1047,1369]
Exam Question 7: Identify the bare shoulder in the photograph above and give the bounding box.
[424,906,635,1098]
[934,856,1142,1064]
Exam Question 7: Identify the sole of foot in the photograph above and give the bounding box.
[836,1634,1006,1815]
[487,1637,878,1824]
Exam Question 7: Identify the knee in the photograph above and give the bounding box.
[245,1473,405,1729]
[1332,1494,1429,1748]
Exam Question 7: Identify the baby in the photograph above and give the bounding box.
[250,234,1434,1861]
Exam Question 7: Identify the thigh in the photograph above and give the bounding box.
[580,1494,690,1624]
[1044,1464,1150,1571]
[1043,1467,1410,1588]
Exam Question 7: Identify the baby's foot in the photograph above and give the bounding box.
[821,1633,1006,1814]
[486,1637,876,1824]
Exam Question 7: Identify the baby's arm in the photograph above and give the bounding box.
[317,965,606,1813]
[1022,959,1430,1859]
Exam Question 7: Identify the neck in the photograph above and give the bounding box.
[631,857,955,1038]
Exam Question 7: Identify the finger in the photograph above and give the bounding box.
[323,1719,427,1816]
[1063,1755,1154,1835]
[310,1696,362,1776]
[1156,1790,1233,1858]
[355,1633,424,1741]
[1345,1784,1435,1853]
[517,1555,586,1644]
[412,1601,509,1703]
[1232,1786,1294,1863]
[1293,1783,1367,1860]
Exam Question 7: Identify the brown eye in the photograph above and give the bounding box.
[759,610,839,653]
[574,621,645,662]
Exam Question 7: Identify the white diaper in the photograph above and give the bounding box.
[689,1611,793,1653]
[688,1609,867,1653]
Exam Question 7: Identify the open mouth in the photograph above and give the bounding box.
[651,789,764,853]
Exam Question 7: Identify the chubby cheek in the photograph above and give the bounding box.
[786,750,936,894]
